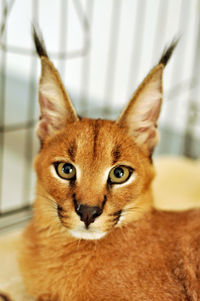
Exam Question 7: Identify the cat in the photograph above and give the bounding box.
[19,28,200,301]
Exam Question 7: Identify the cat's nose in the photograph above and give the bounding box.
[74,202,103,229]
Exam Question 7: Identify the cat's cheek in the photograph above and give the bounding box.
[37,165,72,202]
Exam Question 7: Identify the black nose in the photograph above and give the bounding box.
[74,202,103,229]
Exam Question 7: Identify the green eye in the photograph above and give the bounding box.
[108,166,133,184]
[55,163,76,180]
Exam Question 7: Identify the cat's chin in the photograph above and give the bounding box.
[69,229,107,240]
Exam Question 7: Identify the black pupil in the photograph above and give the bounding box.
[62,164,73,174]
[114,167,124,178]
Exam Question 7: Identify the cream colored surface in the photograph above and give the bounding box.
[153,156,200,210]
[0,156,200,300]
[0,230,33,301]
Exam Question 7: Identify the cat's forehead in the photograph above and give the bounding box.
[42,118,142,164]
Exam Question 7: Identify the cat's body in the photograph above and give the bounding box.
[19,30,200,301]
[22,207,200,301]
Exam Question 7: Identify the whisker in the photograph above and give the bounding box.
[58,218,70,228]
[111,210,122,217]
[76,239,81,250]
[122,206,141,212]
[36,193,57,206]
[36,193,72,227]
[113,216,120,221]
[40,208,58,215]
[118,226,128,241]
[111,206,145,228]
[94,239,98,251]
[113,215,121,225]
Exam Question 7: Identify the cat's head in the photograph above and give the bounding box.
[33,28,177,240]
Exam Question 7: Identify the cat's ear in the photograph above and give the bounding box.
[33,27,79,142]
[117,41,177,156]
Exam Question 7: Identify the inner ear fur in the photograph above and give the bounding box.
[37,57,79,142]
[117,39,177,155]
[117,64,163,155]
[33,27,79,142]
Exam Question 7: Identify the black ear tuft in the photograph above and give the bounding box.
[32,25,48,58]
[159,38,179,66]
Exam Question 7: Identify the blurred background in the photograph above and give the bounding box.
[0,0,200,231]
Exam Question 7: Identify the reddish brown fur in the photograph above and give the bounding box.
[19,118,200,301]
[19,33,200,300]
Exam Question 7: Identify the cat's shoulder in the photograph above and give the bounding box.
[151,208,200,245]
[152,207,200,228]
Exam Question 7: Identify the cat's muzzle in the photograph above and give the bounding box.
[73,200,103,229]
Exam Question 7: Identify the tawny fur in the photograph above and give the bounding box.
[19,31,200,301]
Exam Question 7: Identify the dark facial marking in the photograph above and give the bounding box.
[67,140,77,161]
[102,195,107,208]
[57,205,70,228]
[57,205,68,219]
[69,179,76,188]
[113,210,122,216]
[149,155,153,164]
[57,205,62,211]
[112,145,121,164]
[58,212,69,219]
[38,123,44,150]
[113,216,121,225]
[72,193,77,205]
[112,210,122,225]
[93,120,100,157]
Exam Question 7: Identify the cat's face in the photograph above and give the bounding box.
[35,119,154,240]
[32,28,176,240]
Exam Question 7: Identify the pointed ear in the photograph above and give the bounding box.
[117,40,178,155]
[33,27,79,142]
[117,65,163,155]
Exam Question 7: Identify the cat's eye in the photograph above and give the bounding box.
[108,165,133,184]
[55,162,76,180]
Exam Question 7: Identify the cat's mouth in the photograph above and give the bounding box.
[57,204,107,240]
[68,228,107,240]
[57,204,124,240]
